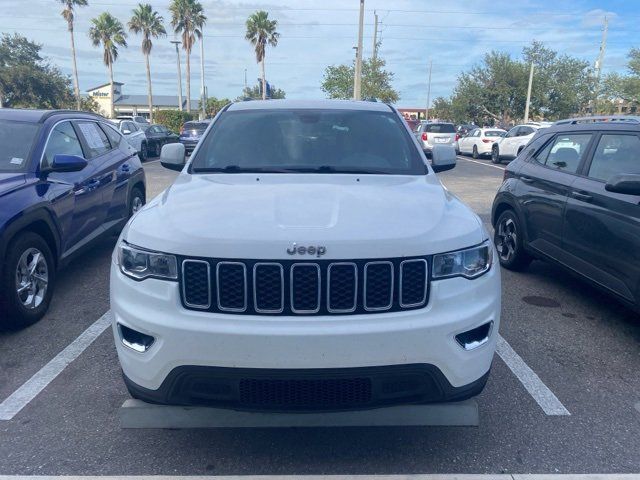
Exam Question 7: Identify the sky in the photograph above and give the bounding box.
[0,0,638,107]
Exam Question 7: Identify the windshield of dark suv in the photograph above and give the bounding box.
[190,109,426,175]
[0,120,40,172]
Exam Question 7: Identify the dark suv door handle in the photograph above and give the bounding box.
[571,191,592,202]
[520,176,534,183]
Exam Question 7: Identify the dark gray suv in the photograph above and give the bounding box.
[491,116,640,312]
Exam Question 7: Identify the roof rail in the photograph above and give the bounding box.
[39,109,105,122]
[553,115,640,126]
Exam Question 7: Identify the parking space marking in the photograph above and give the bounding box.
[0,311,112,421]
[497,335,570,416]
[457,156,506,170]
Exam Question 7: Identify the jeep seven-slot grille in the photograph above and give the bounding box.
[181,257,429,315]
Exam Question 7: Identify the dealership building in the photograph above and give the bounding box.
[86,82,197,118]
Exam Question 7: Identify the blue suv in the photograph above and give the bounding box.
[0,109,146,329]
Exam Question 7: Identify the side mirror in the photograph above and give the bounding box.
[605,174,640,196]
[50,154,88,173]
[430,144,456,173]
[160,143,186,172]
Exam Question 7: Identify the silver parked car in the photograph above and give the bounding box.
[112,119,149,161]
[414,122,457,156]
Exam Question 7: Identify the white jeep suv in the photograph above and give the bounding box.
[491,122,552,164]
[110,100,501,411]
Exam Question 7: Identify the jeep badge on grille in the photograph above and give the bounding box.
[287,243,326,257]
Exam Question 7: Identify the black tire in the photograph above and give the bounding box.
[0,232,55,330]
[128,186,145,218]
[153,142,162,157]
[472,145,479,159]
[491,145,501,164]
[138,142,148,162]
[494,210,532,271]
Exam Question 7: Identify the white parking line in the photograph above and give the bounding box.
[457,155,506,170]
[497,335,571,416]
[0,311,112,421]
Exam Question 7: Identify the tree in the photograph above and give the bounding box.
[236,81,285,100]
[170,0,206,113]
[601,47,640,106]
[321,57,399,103]
[245,10,279,100]
[522,41,592,118]
[204,96,231,117]
[88,12,127,118]
[129,3,166,123]
[58,0,87,110]
[0,33,74,108]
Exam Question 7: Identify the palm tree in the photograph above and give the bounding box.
[169,0,206,113]
[245,10,279,100]
[88,12,127,118]
[58,0,88,110]
[129,3,166,123]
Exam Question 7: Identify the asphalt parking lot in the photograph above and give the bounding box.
[1,155,639,476]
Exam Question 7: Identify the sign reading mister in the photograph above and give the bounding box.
[287,243,326,257]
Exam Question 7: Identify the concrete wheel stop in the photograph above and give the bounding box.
[119,399,480,428]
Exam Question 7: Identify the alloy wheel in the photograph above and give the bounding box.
[496,217,517,262]
[132,196,144,213]
[15,247,49,310]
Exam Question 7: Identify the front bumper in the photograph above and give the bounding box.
[110,259,500,408]
[179,139,199,153]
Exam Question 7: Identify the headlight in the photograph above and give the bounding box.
[432,242,493,280]
[117,242,178,281]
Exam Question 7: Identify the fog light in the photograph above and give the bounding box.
[455,321,493,351]
[119,324,155,353]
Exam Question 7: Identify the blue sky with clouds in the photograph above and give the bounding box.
[1,0,638,107]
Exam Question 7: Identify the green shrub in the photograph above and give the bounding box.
[154,110,195,133]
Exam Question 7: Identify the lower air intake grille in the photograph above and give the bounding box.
[238,377,372,409]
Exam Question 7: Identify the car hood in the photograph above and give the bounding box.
[0,172,26,197]
[126,173,486,259]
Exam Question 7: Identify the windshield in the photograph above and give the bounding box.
[423,123,456,133]
[190,109,426,175]
[0,120,40,172]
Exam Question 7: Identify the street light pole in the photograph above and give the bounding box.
[170,40,184,111]
[425,60,432,121]
[524,62,534,123]
[200,36,206,119]
[353,0,365,100]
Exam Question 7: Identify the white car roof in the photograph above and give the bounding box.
[227,99,393,112]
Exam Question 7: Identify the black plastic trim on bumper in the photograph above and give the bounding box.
[123,364,490,412]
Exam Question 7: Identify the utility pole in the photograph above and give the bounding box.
[353,0,365,100]
[244,68,247,90]
[524,62,534,123]
[372,10,378,61]
[200,36,206,119]
[593,15,608,113]
[170,40,183,111]
[425,60,432,121]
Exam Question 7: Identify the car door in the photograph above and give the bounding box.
[75,120,120,232]
[121,121,142,151]
[42,120,103,254]
[515,132,594,260]
[562,132,640,303]
[500,127,521,157]
[101,122,139,225]
[459,129,474,153]
[514,126,536,155]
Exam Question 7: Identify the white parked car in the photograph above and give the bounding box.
[112,119,148,161]
[491,122,552,164]
[110,99,501,411]
[457,127,507,159]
